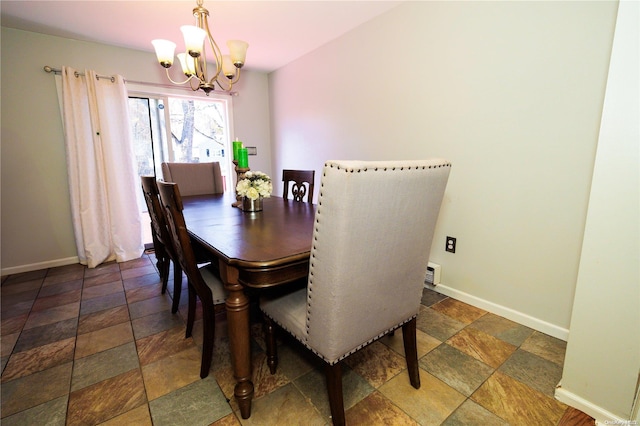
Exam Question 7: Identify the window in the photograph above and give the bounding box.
[128,93,233,185]
[128,87,234,244]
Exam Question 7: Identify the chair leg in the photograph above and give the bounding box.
[158,255,170,295]
[402,318,421,389]
[263,314,278,374]
[200,301,215,379]
[171,264,183,314]
[186,282,197,338]
[325,363,345,426]
[151,234,168,294]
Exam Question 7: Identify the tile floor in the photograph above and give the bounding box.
[1,252,595,425]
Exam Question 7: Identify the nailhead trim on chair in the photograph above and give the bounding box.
[325,163,452,173]
[263,311,419,365]
[301,160,452,364]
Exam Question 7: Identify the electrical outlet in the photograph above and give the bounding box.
[446,236,456,253]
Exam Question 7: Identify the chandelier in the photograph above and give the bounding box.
[152,0,248,95]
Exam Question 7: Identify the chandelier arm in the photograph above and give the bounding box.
[216,67,241,91]
[229,67,242,85]
[164,68,196,86]
[216,78,231,92]
[207,44,224,85]
[190,77,201,92]
[194,56,206,83]
[204,15,224,85]
[191,10,208,84]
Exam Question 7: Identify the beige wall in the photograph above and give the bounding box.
[268,1,618,338]
[0,27,272,274]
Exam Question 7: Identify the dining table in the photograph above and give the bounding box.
[181,192,316,419]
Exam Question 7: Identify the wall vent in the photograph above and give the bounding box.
[425,262,441,286]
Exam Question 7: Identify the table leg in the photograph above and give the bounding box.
[219,262,254,418]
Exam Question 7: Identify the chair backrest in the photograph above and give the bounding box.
[306,159,451,362]
[156,181,213,301]
[161,162,224,196]
[141,176,172,250]
[282,169,315,203]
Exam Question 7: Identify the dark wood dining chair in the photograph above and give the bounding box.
[282,169,315,204]
[141,176,183,314]
[261,159,451,425]
[157,181,227,378]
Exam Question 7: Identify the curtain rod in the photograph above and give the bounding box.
[44,65,116,82]
[43,66,237,96]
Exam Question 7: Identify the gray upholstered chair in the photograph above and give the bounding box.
[157,181,227,378]
[161,162,225,196]
[282,169,315,204]
[261,159,451,425]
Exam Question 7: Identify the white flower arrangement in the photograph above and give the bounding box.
[236,171,273,201]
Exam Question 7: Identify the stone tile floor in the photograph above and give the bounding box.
[1,252,595,425]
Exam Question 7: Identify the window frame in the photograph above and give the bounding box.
[127,83,236,180]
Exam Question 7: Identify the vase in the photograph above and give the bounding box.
[242,196,263,212]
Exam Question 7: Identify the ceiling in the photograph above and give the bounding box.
[1,1,402,73]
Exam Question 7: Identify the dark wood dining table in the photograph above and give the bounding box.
[181,192,316,419]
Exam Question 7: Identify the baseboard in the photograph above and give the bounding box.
[555,386,630,425]
[1,256,80,277]
[427,283,569,341]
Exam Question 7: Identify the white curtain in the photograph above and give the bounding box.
[61,66,143,268]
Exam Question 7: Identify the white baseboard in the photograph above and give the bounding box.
[1,257,80,277]
[427,283,569,341]
[555,386,630,425]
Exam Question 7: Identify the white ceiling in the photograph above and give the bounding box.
[1,1,402,73]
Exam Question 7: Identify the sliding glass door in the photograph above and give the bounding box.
[128,92,233,244]
[129,95,233,183]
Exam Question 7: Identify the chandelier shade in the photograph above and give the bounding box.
[177,53,197,76]
[151,39,177,68]
[152,0,248,94]
[181,25,206,57]
[227,40,249,66]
